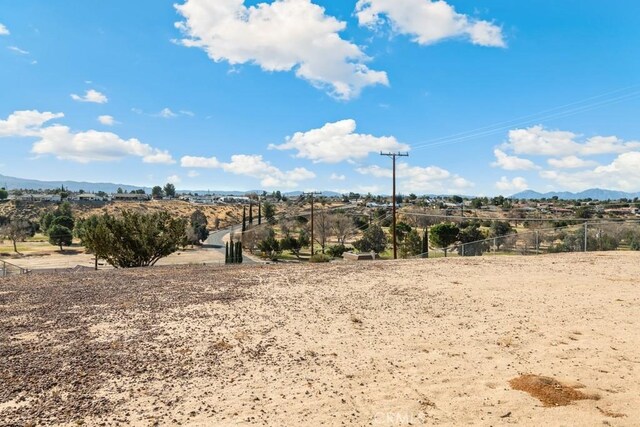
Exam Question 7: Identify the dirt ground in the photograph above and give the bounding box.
[1,245,225,271]
[1,252,639,426]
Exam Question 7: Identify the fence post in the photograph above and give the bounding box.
[584,222,588,252]
[535,231,539,255]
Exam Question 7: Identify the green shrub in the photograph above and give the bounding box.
[309,254,331,263]
[326,244,347,258]
[630,239,640,251]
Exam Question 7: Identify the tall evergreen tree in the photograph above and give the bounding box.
[248,202,254,225]
[422,228,429,258]
[258,202,262,225]
[242,206,247,232]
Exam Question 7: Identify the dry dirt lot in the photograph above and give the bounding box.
[1,252,639,426]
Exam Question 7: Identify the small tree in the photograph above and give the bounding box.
[332,213,356,245]
[313,208,331,254]
[164,183,176,198]
[263,201,275,224]
[152,186,164,199]
[353,224,387,254]
[490,221,515,250]
[0,188,8,200]
[429,223,459,257]
[81,211,187,268]
[457,225,488,256]
[189,209,209,244]
[48,224,73,251]
[257,228,280,260]
[0,218,34,254]
[400,229,422,258]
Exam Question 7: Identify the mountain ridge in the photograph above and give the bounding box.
[511,188,640,200]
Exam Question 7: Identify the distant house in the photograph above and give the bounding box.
[18,194,62,202]
[219,196,251,204]
[74,193,101,201]
[112,193,150,201]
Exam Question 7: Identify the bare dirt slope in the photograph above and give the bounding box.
[1,253,639,426]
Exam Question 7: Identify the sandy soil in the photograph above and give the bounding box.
[1,252,639,426]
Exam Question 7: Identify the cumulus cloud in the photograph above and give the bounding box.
[0,110,174,164]
[71,89,108,104]
[270,119,409,163]
[174,0,388,100]
[357,162,473,194]
[492,149,538,171]
[0,24,9,36]
[180,153,315,188]
[0,110,64,137]
[32,126,175,164]
[540,152,640,192]
[502,125,640,157]
[355,0,505,47]
[98,115,116,126]
[181,156,221,168]
[546,156,598,169]
[495,176,528,193]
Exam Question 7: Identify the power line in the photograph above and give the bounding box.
[381,152,409,259]
[406,86,640,152]
[302,192,322,255]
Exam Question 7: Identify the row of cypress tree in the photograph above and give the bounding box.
[225,236,243,264]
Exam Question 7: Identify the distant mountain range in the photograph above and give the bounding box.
[0,174,342,197]
[2,173,637,200]
[511,189,640,201]
[0,174,151,193]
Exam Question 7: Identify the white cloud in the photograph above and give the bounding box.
[540,152,640,192]
[355,0,505,47]
[504,125,580,157]
[495,176,528,193]
[222,154,315,188]
[187,170,200,178]
[32,125,175,164]
[158,108,177,118]
[492,149,538,171]
[8,46,29,55]
[503,125,640,157]
[98,115,116,126]
[0,110,174,164]
[547,156,598,169]
[330,173,346,181]
[174,0,388,100]
[180,153,315,188]
[142,151,176,164]
[0,24,9,36]
[581,135,640,155]
[181,156,221,168]
[71,89,108,104]
[357,162,473,194]
[0,110,64,137]
[167,175,182,184]
[270,119,409,163]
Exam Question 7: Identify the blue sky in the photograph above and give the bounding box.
[1,0,639,195]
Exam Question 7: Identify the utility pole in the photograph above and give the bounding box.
[303,192,322,256]
[380,151,409,259]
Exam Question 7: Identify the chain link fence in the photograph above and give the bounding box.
[420,220,640,258]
